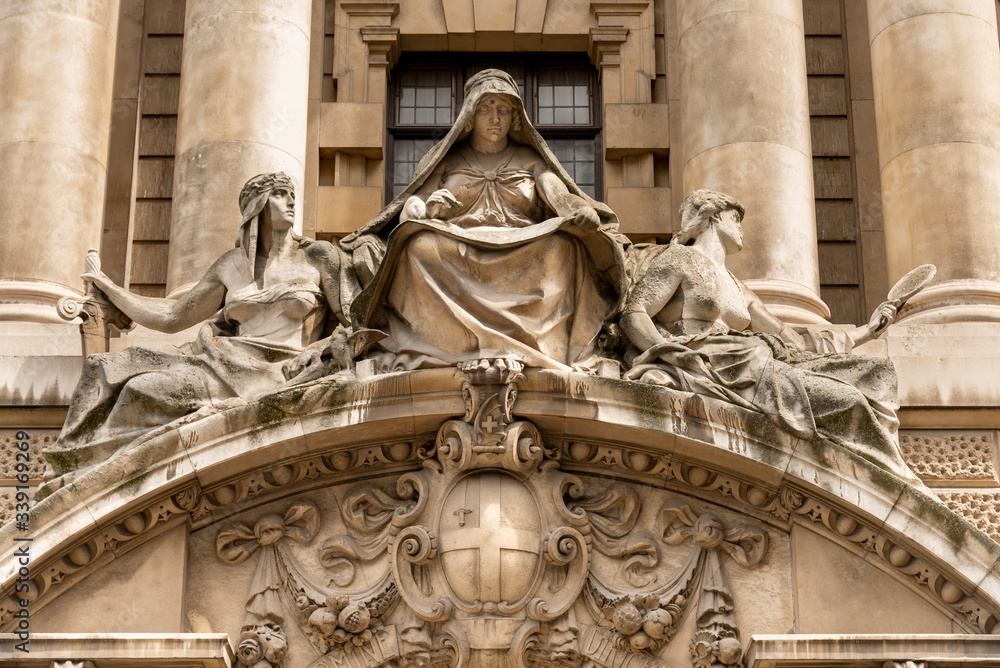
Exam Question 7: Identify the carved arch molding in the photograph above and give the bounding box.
[3,365,999,668]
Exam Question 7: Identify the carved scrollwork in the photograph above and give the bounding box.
[390,524,454,623]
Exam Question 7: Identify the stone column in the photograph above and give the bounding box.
[166,0,312,297]
[0,0,121,322]
[678,0,829,324]
[867,0,1000,323]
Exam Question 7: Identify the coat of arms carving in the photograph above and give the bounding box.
[216,360,768,668]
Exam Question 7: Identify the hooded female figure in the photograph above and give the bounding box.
[44,173,356,491]
[342,68,628,371]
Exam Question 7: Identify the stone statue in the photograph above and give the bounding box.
[620,189,918,482]
[342,68,628,372]
[43,172,379,490]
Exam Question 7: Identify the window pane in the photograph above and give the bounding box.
[397,67,453,125]
[548,139,596,198]
[537,67,590,126]
[391,138,437,196]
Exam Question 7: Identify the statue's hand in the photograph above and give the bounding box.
[869,300,898,335]
[425,189,462,220]
[571,205,600,232]
[81,270,117,299]
[400,196,426,223]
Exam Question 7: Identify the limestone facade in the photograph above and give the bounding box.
[2,0,1000,666]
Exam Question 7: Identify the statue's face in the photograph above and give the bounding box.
[473,94,515,143]
[716,208,744,253]
[266,186,295,229]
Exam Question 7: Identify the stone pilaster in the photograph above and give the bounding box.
[0,0,122,323]
[165,0,313,297]
[318,0,399,235]
[867,0,1000,323]
[678,0,829,323]
[589,1,671,239]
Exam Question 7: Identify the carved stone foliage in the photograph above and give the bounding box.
[214,361,769,668]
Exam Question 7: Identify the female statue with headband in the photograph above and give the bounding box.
[44,172,374,490]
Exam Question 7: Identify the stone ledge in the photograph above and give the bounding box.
[0,633,234,667]
[745,634,1000,667]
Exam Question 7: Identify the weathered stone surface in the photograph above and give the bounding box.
[899,431,997,483]
[937,491,1000,544]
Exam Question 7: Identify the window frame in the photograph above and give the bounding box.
[385,53,603,203]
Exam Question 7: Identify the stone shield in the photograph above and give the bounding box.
[438,472,542,605]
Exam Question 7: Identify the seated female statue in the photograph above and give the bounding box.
[620,189,918,482]
[44,173,369,489]
[341,68,627,371]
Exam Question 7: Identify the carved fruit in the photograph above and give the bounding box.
[612,602,643,635]
[642,608,673,639]
[629,631,651,649]
[308,607,338,636]
[716,637,743,665]
[338,602,371,633]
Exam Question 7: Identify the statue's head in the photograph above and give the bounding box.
[460,69,526,141]
[236,171,295,252]
[673,189,745,250]
[239,172,294,226]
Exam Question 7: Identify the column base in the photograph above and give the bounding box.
[895,279,1000,325]
[742,278,831,325]
[0,280,84,325]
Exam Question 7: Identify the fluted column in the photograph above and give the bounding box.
[0,0,121,322]
[678,0,829,324]
[166,0,312,297]
[868,0,1000,323]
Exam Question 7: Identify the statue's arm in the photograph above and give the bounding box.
[308,241,350,328]
[536,170,600,231]
[82,255,229,334]
[746,290,807,350]
[845,301,897,346]
[620,261,682,352]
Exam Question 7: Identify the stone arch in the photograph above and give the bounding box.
[3,369,998,647]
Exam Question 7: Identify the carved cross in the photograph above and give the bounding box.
[481,415,499,434]
[441,476,539,602]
